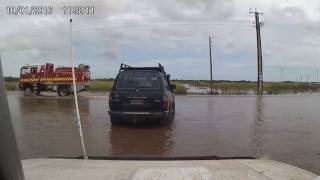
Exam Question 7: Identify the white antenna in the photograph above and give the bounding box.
[69,19,88,160]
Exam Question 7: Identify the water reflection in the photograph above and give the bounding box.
[18,97,89,115]
[183,84,256,95]
[250,96,265,158]
[108,123,176,157]
[14,96,90,159]
[7,93,320,174]
[183,84,209,94]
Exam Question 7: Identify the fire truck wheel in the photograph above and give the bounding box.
[36,90,41,96]
[24,85,34,94]
[58,85,70,97]
[36,84,41,96]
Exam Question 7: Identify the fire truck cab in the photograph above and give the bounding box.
[19,63,90,96]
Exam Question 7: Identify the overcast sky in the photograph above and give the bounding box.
[1,0,320,81]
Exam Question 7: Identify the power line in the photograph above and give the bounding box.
[77,18,250,25]
[73,20,250,30]
[217,13,251,41]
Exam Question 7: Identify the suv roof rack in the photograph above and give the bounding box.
[119,63,166,74]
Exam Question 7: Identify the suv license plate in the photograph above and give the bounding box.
[130,99,144,105]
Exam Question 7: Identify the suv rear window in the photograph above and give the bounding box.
[116,72,161,89]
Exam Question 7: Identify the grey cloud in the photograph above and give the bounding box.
[149,0,235,21]
[282,6,306,21]
[2,0,320,80]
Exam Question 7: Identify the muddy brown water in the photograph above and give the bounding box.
[6,91,320,174]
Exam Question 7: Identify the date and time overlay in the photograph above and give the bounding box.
[5,5,95,15]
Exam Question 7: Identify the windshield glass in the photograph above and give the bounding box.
[2,0,320,178]
[116,72,160,89]
[21,67,30,75]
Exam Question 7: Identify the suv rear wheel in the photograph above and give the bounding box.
[172,103,175,115]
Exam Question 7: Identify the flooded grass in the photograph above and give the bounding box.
[88,80,114,91]
[88,80,188,95]
[264,82,320,94]
[5,81,18,90]
[6,80,320,95]
[3,80,189,94]
[172,81,188,95]
[184,80,320,94]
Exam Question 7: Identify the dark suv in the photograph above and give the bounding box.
[108,63,176,124]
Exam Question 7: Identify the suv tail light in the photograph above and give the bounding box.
[162,95,169,111]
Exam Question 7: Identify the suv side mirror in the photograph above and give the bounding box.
[170,84,176,90]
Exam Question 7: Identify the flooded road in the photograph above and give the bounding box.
[7,91,320,174]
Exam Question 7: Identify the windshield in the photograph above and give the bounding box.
[21,67,30,75]
[116,72,160,89]
[1,0,320,179]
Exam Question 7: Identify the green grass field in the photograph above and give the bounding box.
[88,80,114,91]
[189,81,256,90]
[186,80,320,94]
[172,81,188,95]
[5,81,18,91]
[88,80,188,94]
[3,80,187,94]
[4,80,320,95]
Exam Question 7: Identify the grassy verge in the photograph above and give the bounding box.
[172,81,187,95]
[3,80,114,91]
[264,82,320,94]
[5,81,18,91]
[7,80,318,95]
[189,81,256,90]
[88,80,113,91]
[88,80,188,95]
[186,80,320,93]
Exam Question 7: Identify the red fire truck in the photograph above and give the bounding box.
[19,63,91,96]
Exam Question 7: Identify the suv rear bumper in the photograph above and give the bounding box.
[108,110,169,120]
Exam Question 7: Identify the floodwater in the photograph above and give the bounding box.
[183,83,316,95]
[7,91,320,174]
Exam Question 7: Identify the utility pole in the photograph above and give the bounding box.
[250,9,264,95]
[209,36,213,95]
[316,69,319,82]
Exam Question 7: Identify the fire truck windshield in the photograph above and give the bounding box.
[21,67,29,75]
[21,66,37,75]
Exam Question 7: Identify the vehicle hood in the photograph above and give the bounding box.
[22,158,318,180]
